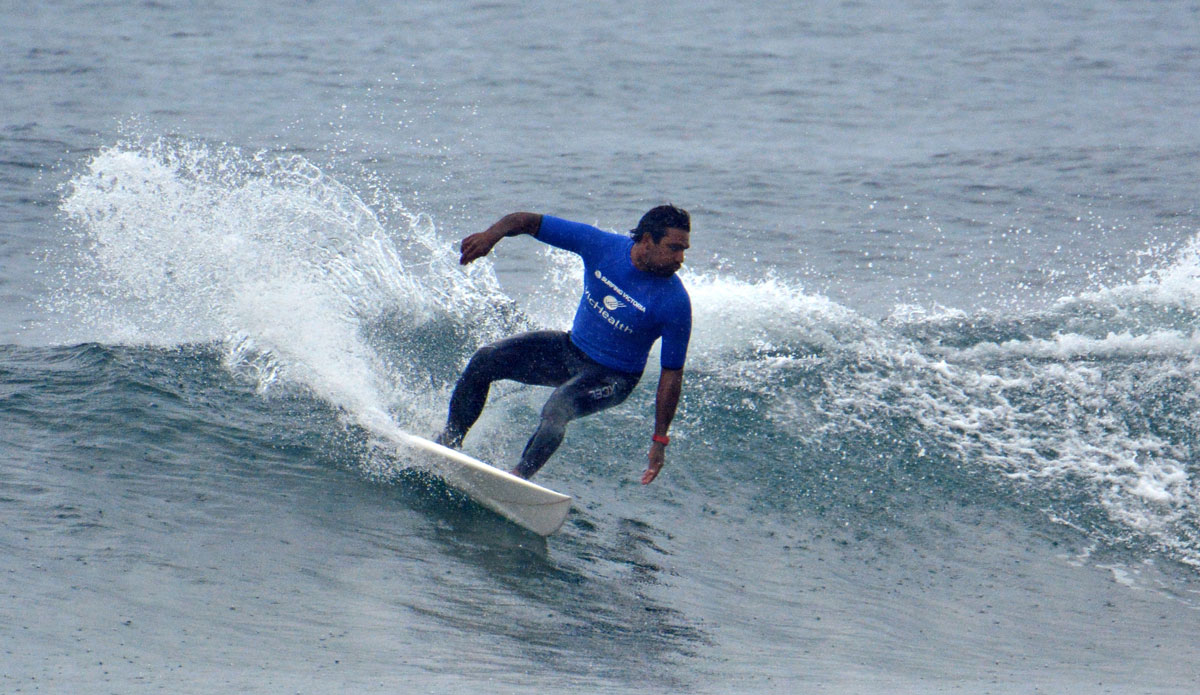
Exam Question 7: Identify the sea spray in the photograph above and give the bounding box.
[53,137,528,473]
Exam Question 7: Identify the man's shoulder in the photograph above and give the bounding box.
[539,215,622,240]
[662,273,689,297]
[539,216,626,252]
[651,274,691,315]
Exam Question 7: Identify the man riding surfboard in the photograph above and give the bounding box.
[438,206,692,485]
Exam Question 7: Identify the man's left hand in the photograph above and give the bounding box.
[642,442,666,484]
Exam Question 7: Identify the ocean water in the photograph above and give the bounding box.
[4,1,1200,693]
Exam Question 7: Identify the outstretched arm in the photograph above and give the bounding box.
[642,367,683,485]
[458,212,542,265]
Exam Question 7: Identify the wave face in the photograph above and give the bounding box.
[47,138,1200,573]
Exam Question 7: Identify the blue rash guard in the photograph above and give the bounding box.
[536,215,692,374]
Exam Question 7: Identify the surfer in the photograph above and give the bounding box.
[437,206,692,485]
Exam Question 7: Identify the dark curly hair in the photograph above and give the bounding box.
[630,205,690,243]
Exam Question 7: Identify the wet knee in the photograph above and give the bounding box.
[539,399,574,431]
[463,344,500,379]
[470,343,498,365]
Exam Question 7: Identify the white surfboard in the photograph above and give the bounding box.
[382,428,572,537]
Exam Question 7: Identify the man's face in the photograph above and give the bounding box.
[637,227,690,277]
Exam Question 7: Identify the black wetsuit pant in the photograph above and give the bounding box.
[439,331,642,479]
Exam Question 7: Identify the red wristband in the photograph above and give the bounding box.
[652,434,670,446]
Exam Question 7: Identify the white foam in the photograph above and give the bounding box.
[1133,233,1200,307]
[705,244,1200,568]
[952,329,1200,361]
[684,270,871,366]
[1097,564,1140,589]
[53,138,515,451]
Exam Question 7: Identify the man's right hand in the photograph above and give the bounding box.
[458,229,504,265]
[458,212,542,265]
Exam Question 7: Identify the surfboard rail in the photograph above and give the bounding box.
[388,431,572,536]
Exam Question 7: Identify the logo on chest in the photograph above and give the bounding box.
[584,290,635,335]
[594,270,646,313]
